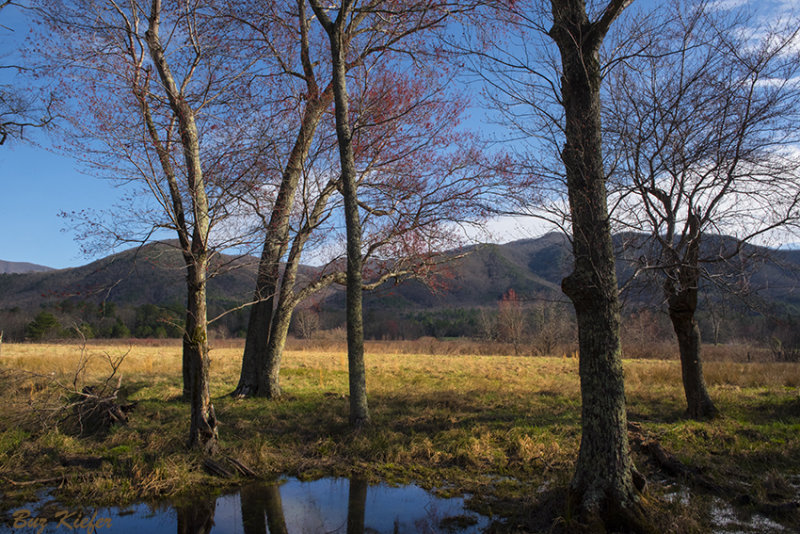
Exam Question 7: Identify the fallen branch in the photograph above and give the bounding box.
[224,455,257,478]
[628,421,799,523]
[628,421,720,491]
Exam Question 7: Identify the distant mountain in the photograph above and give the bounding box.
[0,260,54,274]
[0,241,260,312]
[354,232,571,311]
[358,231,800,312]
[1,233,798,341]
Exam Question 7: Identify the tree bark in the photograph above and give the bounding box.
[146,0,218,453]
[333,41,370,427]
[665,215,718,419]
[185,262,219,454]
[233,96,329,399]
[549,0,653,531]
[311,0,370,427]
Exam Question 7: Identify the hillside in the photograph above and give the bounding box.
[0,260,54,274]
[1,233,798,341]
[0,242,259,311]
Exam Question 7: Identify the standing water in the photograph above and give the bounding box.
[2,477,489,533]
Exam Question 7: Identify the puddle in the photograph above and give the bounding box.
[709,497,791,534]
[1,477,489,533]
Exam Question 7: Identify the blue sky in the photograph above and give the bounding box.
[0,4,140,269]
[0,4,103,268]
[0,139,123,268]
[1,0,796,269]
[0,2,547,270]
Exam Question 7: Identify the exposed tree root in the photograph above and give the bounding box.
[628,421,799,525]
[563,484,659,534]
[229,383,257,399]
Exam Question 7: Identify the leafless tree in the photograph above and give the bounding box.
[227,1,495,402]
[497,289,526,354]
[606,0,800,419]
[307,0,494,426]
[471,0,655,529]
[30,0,273,453]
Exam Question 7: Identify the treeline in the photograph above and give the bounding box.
[0,299,251,342]
[4,293,800,358]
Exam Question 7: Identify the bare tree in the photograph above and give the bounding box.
[293,307,320,339]
[228,0,493,401]
[546,1,655,529]
[30,0,269,453]
[309,0,374,426]
[497,289,526,354]
[606,0,800,419]
[530,300,575,356]
[306,0,493,426]
[473,0,655,528]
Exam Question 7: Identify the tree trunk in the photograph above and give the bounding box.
[262,299,294,395]
[240,484,288,534]
[240,484,267,534]
[177,496,215,534]
[665,215,718,419]
[233,96,329,399]
[668,301,718,419]
[326,15,369,427]
[185,262,219,455]
[233,247,281,399]
[549,1,653,531]
[145,1,218,453]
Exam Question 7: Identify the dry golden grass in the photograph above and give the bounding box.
[1,341,799,532]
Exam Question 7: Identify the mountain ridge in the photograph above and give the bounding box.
[0,260,55,274]
[1,233,798,341]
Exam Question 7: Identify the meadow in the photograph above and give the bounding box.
[1,340,799,532]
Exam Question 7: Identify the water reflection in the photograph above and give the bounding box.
[240,482,287,534]
[2,478,488,534]
[176,497,215,534]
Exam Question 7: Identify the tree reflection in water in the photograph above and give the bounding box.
[1,477,485,533]
[240,483,288,534]
[176,496,215,534]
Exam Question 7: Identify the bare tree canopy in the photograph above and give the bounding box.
[606,0,800,419]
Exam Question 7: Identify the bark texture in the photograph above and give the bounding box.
[145,0,218,453]
[233,2,333,399]
[665,214,717,419]
[549,0,653,531]
[311,0,370,426]
[233,98,329,399]
[184,264,218,454]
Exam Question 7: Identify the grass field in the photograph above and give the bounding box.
[1,341,799,532]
